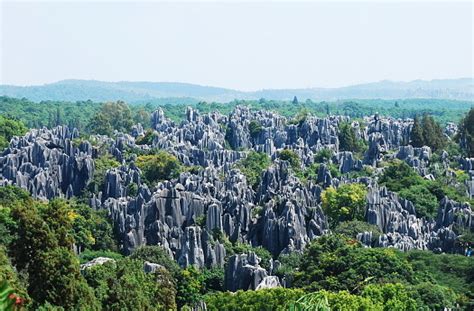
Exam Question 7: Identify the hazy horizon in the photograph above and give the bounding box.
[1,1,473,91]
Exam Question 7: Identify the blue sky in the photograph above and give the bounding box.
[1,1,472,90]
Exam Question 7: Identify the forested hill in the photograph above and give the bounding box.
[1,78,473,102]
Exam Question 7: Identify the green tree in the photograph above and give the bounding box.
[410,116,424,147]
[457,108,474,156]
[379,160,423,192]
[293,234,414,293]
[361,283,417,311]
[398,184,439,219]
[136,151,182,184]
[334,220,381,243]
[86,101,133,135]
[235,151,271,189]
[421,114,445,151]
[248,120,263,139]
[11,200,98,309]
[278,149,301,170]
[321,184,367,228]
[83,258,176,310]
[130,246,180,277]
[0,115,27,150]
[338,122,359,152]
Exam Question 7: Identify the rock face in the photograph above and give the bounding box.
[0,126,94,200]
[1,106,472,288]
[224,252,268,292]
[80,257,115,270]
[366,186,473,252]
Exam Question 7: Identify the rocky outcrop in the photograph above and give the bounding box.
[224,252,268,292]
[0,126,94,200]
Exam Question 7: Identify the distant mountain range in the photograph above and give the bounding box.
[1,78,473,102]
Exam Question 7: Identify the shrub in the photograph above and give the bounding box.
[321,184,367,228]
[235,151,271,189]
[136,151,182,184]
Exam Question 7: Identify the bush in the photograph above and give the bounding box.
[235,151,271,189]
[294,234,414,293]
[314,148,333,163]
[248,120,263,139]
[0,115,27,150]
[136,151,182,184]
[334,220,381,244]
[379,160,424,192]
[398,184,439,219]
[278,149,301,170]
[321,184,367,228]
[205,288,305,311]
[83,258,176,310]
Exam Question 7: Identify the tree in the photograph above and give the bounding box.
[11,200,99,309]
[130,246,180,277]
[457,108,474,156]
[379,160,423,192]
[278,149,301,170]
[410,116,424,147]
[338,122,358,152]
[235,151,271,189]
[292,96,299,104]
[293,234,414,293]
[136,151,182,185]
[248,120,263,140]
[421,114,445,151]
[398,184,439,219]
[86,101,134,135]
[0,115,27,150]
[321,184,367,228]
[334,220,381,243]
[83,258,176,310]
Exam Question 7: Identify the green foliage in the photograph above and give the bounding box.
[248,120,263,139]
[205,288,305,311]
[294,234,414,293]
[135,129,156,145]
[278,149,301,170]
[334,220,381,244]
[361,283,417,311]
[0,115,27,150]
[10,200,98,309]
[0,247,28,308]
[338,122,359,152]
[87,154,120,194]
[0,279,26,311]
[86,101,134,135]
[457,107,474,156]
[69,201,117,252]
[274,252,302,283]
[235,151,271,189]
[398,184,439,219]
[404,250,474,307]
[411,282,457,310]
[321,184,367,228]
[314,148,333,163]
[411,116,424,147]
[379,160,424,192]
[83,258,176,310]
[201,268,224,293]
[421,114,447,151]
[78,250,123,264]
[130,246,180,277]
[176,266,203,308]
[229,243,272,270]
[136,151,182,184]
[288,108,308,126]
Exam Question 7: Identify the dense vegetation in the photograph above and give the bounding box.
[0,99,473,310]
[1,96,472,133]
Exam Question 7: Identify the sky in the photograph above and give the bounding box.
[1,1,473,91]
